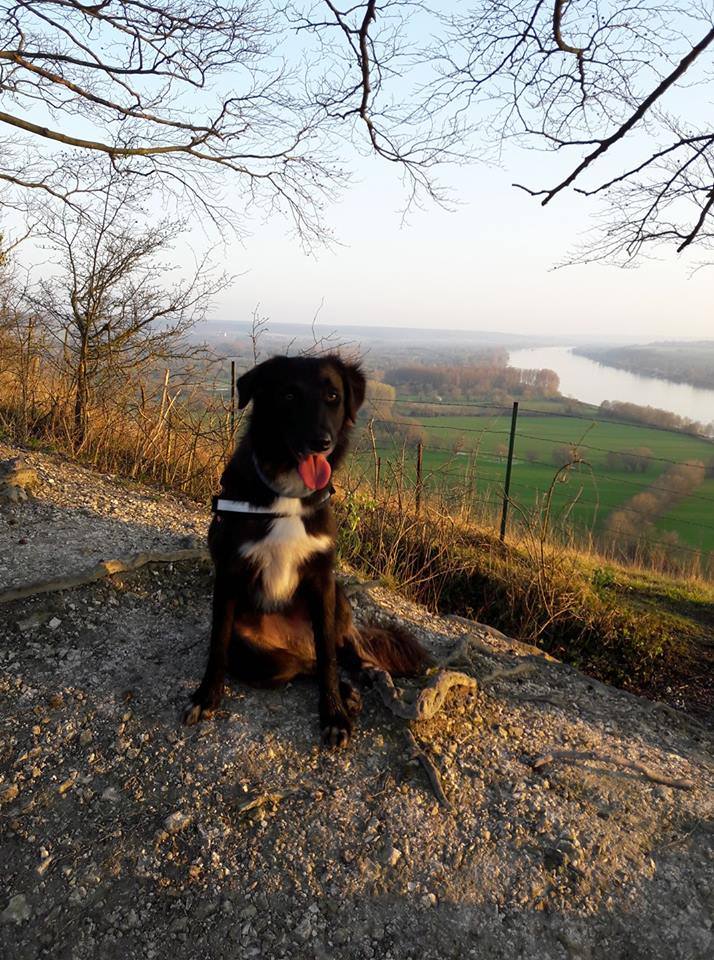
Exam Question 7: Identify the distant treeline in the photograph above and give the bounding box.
[382,363,560,401]
[604,460,707,557]
[576,343,714,392]
[598,400,714,437]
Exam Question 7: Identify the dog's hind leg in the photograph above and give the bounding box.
[334,581,432,677]
[339,679,362,717]
[228,636,308,688]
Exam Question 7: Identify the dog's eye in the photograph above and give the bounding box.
[284,390,296,402]
[326,390,340,404]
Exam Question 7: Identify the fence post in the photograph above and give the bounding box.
[230,359,236,442]
[499,401,519,542]
[415,441,423,515]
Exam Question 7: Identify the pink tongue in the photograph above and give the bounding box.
[298,454,332,491]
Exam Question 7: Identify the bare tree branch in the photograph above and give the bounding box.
[434,0,714,259]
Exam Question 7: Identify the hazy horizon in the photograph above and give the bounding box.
[195,151,714,342]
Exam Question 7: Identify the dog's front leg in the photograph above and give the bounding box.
[182,575,236,725]
[308,574,352,748]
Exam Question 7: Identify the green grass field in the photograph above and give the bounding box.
[360,408,714,555]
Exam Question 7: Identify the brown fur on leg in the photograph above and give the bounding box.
[342,624,433,677]
[333,582,432,677]
[228,638,309,687]
[227,608,317,687]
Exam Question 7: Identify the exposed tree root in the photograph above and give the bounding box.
[481,662,535,684]
[367,667,477,721]
[442,632,495,666]
[365,666,477,809]
[532,749,695,791]
[341,577,382,598]
[0,548,209,604]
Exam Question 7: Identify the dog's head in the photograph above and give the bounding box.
[237,354,366,495]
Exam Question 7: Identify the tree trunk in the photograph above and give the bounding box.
[73,337,89,449]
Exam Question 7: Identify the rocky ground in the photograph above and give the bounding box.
[0,445,712,959]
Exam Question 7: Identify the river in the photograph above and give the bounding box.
[507,346,714,425]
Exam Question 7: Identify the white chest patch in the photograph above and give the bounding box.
[239,505,332,608]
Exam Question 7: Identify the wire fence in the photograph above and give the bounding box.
[343,394,714,576]
[113,359,712,578]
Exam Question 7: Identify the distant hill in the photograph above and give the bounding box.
[195,320,634,363]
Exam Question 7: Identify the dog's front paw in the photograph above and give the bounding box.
[320,699,353,748]
[181,684,223,726]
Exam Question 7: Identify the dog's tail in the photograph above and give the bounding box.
[342,623,433,677]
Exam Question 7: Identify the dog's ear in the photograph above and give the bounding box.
[236,357,282,409]
[339,360,366,425]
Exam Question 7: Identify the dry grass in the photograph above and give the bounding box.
[335,451,701,693]
[0,357,236,500]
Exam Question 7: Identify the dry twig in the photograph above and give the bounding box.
[532,750,695,791]
[405,729,451,810]
[481,663,535,685]
[0,548,209,605]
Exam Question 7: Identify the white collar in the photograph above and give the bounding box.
[211,488,332,518]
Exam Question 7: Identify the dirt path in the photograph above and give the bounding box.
[1,448,713,959]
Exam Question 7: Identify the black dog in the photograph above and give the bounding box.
[182,353,430,747]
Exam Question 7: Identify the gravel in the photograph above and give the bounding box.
[0,442,207,592]
[0,444,713,960]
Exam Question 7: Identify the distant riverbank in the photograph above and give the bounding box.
[507,346,714,427]
[573,344,714,392]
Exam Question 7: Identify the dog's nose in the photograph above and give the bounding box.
[314,432,332,452]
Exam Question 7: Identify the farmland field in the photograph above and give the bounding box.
[357,404,714,555]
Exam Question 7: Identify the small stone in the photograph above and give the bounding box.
[48,617,62,631]
[1,894,31,924]
[58,775,76,795]
[101,787,120,803]
[195,900,218,920]
[380,845,402,867]
[79,730,93,746]
[295,917,312,941]
[1,783,19,805]
[164,811,192,835]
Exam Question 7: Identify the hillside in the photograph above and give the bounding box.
[1,446,712,960]
[362,405,714,559]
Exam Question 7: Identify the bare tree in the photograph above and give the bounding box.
[0,1,351,238]
[429,0,714,261]
[0,1,462,238]
[28,176,228,447]
[4,2,713,257]
[302,1,714,259]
